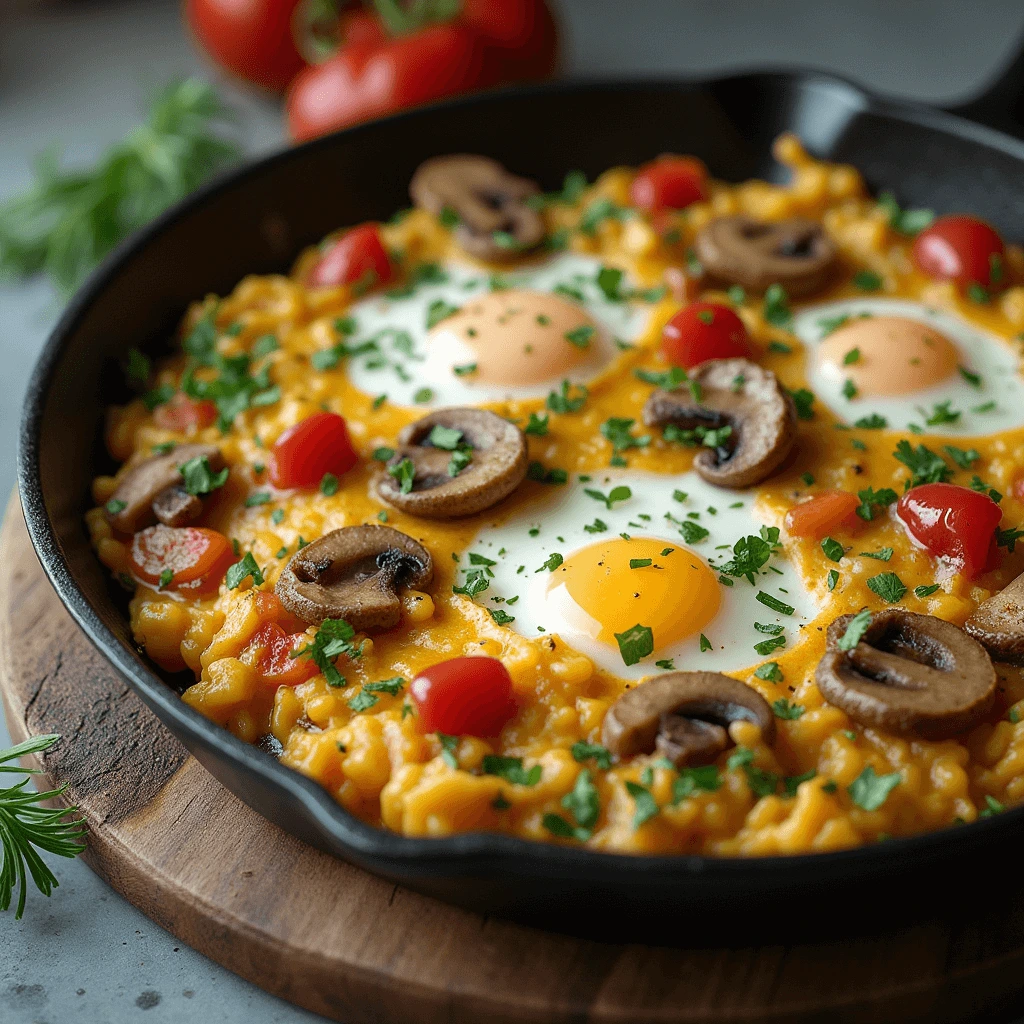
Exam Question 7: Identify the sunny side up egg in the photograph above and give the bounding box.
[795,299,1024,434]
[335,253,649,405]
[457,471,819,680]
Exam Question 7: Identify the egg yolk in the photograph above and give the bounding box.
[818,315,959,396]
[545,537,721,652]
[429,289,599,386]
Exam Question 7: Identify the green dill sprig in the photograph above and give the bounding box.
[0,80,239,293]
[1,734,86,920]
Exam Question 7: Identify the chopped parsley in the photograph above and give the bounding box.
[837,609,872,650]
[320,473,339,496]
[855,486,898,521]
[854,269,883,291]
[756,591,794,615]
[699,633,713,652]
[526,461,568,485]
[827,569,839,591]
[584,485,631,509]
[482,755,541,787]
[293,617,360,688]
[859,547,893,561]
[848,765,901,811]
[821,536,844,562]
[717,527,781,584]
[564,324,595,349]
[624,781,659,829]
[226,552,263,590]
[571,741,612,770]
[877,192,934,235]
[536,552,563,573]
[943,444,980,469]
[893,440,952,486]
[437,733,459,769]
[614,624,654,666]
[772,698,805,720]
[524,412,549,436]
[763,283,791,327]
[867,571,907,603]
[601,417,650,456]
[672,765,722,803]
[562,769,600,831]
[788,388,816,420]
[179,455,229,496]
[679,520,709,544]
[915,583,941,598]
[854,413,888,429]
[754,661,784,683]
[387,457,416,494]
[105,498,127,515]
[546,379,588,414]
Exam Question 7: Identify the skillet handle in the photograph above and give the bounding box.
[946,37,1024,135]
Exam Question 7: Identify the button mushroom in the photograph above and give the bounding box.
[376,408,528,518]
[694,216,839,297]
[642,358,796,489]
[816,609,996,739]
[601,672,775,768]
[964,570,1024,663]
[409,154,545,262]
[276,525,433,631]
[105,444,226,534]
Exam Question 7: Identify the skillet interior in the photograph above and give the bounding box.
[21,76,1024,935]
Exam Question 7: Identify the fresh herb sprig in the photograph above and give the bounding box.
[0,80,239,293]
[1,734,86,920]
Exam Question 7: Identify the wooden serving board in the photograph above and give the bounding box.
[5,493,1024,1024]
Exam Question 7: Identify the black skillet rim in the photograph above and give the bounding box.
[18,73,1024,886]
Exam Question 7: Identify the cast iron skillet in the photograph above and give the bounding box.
[20,48,1024,933]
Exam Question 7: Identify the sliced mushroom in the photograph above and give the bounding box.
[601,672,775,768]
[642,358,796,489]
[965,570,1024,663]
[276,525,433,631]
[105,444,225,534]
[376,408,528,518]
[695,215,838,297]
[816,609,996,739]
[410,154,545,261]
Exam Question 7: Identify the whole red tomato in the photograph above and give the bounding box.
[186,0,306,91]
[661,301,752,368]
[286,0,558,141]
[912,215,1005,291]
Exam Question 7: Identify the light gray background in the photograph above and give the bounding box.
[3,1,1024,1020]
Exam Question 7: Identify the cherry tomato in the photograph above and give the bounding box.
[185,0,306,92]
[410,657,516,737]
[308,223,394,289]
[661,302,751,368]
[130,525,234,594]
[631,156,708,213]
[245,622,318,687]
[269,412,358,490]
[153,392,217,432]
[784,490,861,540]
[912,215,1005,291]
[895,483,1002,580]
[286,22,485,141]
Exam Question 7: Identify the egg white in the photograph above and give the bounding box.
[794,299,1024,435]
[338,253,651,407]
[456,471,819,680]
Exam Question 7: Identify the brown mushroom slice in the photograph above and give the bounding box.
[816,609,996,739]
[694,215,838,297]
[276,525,433,631]
[642,358,796,489]
[377,408,528,519]
[105,443,225,534]
[964,570,1024,663]
[409,154,545,261]
[601,672,775,768]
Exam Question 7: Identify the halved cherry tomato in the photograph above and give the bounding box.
[185,0,306,92]
[309,223,394,289]
[661,302,751,368]
[912,215,1005,291]
[286,22,486,141]
[410,656,516,737]
[130,525,234,594]
[631,156,708,214]
[269,412,358,490]
[245,622,318,687]
[895,483,1002,580]
[153,392,217,432]
[784,490,861,540]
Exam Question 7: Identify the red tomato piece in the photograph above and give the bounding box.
[286,23,486,141]
[130,525,234,594]
[661,302,751,368]
[784,490,861,540]
[246,622,318,687]
[269,412,358,490]
[631,156,708,213]
[309,223,394,289]
[912,215,1005,290]
[895,483,1002,579]
[461,0,559,83]
[153,392,217,432]
[410,657,516,737]
[185,0,306,92]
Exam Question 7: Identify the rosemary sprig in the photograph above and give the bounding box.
[0,734,86,920]
[0,79,239,293]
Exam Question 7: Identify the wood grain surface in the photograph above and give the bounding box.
[4,493,1024,1024]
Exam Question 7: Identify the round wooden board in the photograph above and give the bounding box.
[5,493,1024,1024]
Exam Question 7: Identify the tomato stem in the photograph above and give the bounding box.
[370,0,462,37]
